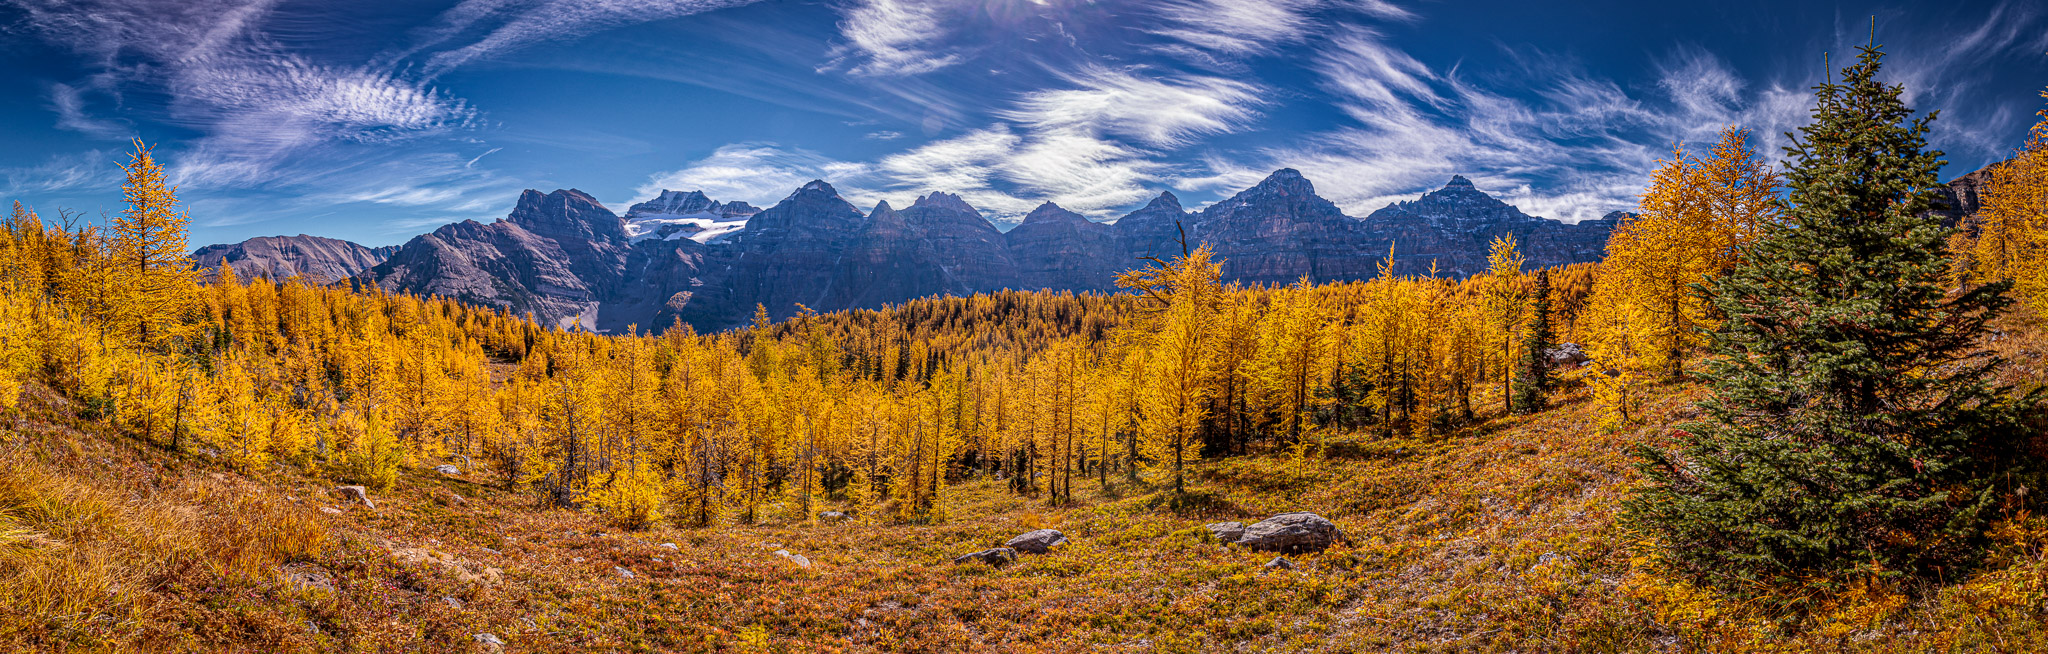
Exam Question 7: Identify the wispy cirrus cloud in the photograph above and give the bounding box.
[1251,27,1819,223]
[826,0,964,77]
[413,0,765,76]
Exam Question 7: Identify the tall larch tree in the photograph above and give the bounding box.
[112,140,199,347]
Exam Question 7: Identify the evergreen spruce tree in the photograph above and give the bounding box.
[1513,269,1552,415]
[1624,43,2034,595]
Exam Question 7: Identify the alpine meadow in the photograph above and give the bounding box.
[4,2,2048,652]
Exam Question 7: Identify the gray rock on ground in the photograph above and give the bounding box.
[1546,343,1589,367]
[774,549,812,568]
[474,632,506,653]
[434,464,460,475]
[953,547,1018,566]
[1004,528,1067,554]
[332,485,374,508]
[1264,556,1294,570]
[614,566,635,579]
[819,511,849,522]
[1206,522,1246,543]
[1236,512,1342,554]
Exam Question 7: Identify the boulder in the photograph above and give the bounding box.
[434,464,460,475]
[818,511,849,522]
[658,542,679,550]
[953,547,1017,566]
[614,566,635,579]
[332,485,374,508]
[1206,522,1246,544]
[443,596,465,610]
[279,564,336,594]
[474,632,506,653]
[1236,512,1341,554]
[1004,528,1067,554]
[1264,556,1294,570]
[774,549,812,568]
[1546,343,1589,367]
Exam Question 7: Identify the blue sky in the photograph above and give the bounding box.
[2,0,2044,248]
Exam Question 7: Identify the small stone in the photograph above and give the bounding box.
[474,632,506,653]
[319,507,343,515]
[435,464,460,475]
[1264,556,1294,570]
[614,566,635,579]
[332,485,374,508]
[658,542,679,550]
[819,511,849,522]
[520,617,538,630]
[652,556,663,562]
[443,596,465,610]
[571,557,584,563]
[774,549,812,568]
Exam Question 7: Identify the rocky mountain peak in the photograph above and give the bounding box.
[1021,202,1088,226]
[797,180,839,197]
[1247,168,1314,197]
[508,188,627,243]
[912,191,978,215]
[1142,191,1184,213]
[1445,175,1474,189]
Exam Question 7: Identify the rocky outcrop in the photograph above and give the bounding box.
[1233,512,1342,554]
[1934,160,2002,226]
[1006,202,1119,292]
[190,235,395,283]
[1003,529,1068,554]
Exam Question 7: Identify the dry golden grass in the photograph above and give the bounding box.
[4,370,2048,652]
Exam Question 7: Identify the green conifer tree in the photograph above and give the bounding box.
[1512,269,1552,415]
[1624,42,2034,595]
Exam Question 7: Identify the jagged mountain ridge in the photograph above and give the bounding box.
[196,170,1643,333]
[189,235,397,283]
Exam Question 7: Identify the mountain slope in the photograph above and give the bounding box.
[190,235,396,283]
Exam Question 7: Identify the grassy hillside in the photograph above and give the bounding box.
[9,365,2048,653]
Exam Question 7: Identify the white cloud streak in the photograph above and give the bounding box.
[827,0,963,76]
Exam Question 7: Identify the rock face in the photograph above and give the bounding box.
[823,192,1019,310]
[1361,176,1615,276]
[1934,160,2003,225]
[1171,169,1385,285]
[1007,203,1119,291]
[623,189,759,243]
[368,189,636,331]
[292,170,1623,333]
[190,235,395,283]
[1234,513,1341,554]
[1004,529,1068,554]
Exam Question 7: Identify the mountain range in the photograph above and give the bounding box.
[205,166,1931,333]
